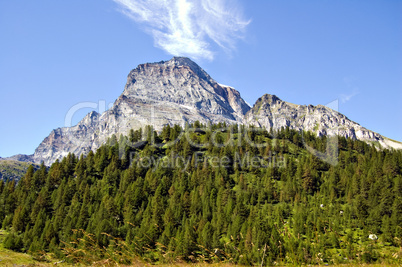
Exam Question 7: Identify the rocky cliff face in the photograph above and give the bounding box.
[32,111,100,165]
[31,57,251,165]
[244,94,391,142]
[15,57,401,165]
[121,57,250,121]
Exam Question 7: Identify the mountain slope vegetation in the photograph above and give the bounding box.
[0,160,39,182]
[1,123,401,265]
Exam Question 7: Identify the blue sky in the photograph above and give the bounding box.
[0,0,401,157]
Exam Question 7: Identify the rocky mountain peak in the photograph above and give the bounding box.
[167,57,208,75]
[8,57,400,166]
[26,57,252,165]
[121,57,249,120]
[255,94,281,106]
[126,57,212,89]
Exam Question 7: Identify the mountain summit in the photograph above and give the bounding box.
[31,57,251,165]
[11,57,401,165]
[121,57,250,121]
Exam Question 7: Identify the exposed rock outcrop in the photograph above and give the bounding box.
[9,57,399,165]
[31,57,250,165]
[244,94,383,142]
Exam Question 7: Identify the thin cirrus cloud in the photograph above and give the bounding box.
[340,91,359,104]
[112,0,250,61]
[341,77,360,103]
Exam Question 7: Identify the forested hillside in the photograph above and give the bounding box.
[0,123,401,265]
[0,160,39,182]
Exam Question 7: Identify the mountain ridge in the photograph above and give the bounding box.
[4,57,402,165]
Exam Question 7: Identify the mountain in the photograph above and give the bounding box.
[1,154,34,163]
[245,94,402,150]
[30,57,250,165]
[7,57,401,165]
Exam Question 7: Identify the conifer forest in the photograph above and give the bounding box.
[1,123,401,265]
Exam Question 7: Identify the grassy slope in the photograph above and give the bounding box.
[0,160,40,181]
[0,229,39,265]
[0,227,400,267]
[0,228,399,266]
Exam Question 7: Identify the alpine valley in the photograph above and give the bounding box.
[4,57,402,166]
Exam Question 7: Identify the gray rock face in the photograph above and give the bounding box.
[122,57,250,121]
[32,111,100,165]
[244,94,385,141]
[19,57,400,165]
[31,57,251,165]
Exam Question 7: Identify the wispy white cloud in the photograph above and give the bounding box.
[340,76,359,103]
[113,0,250,60]
[340,91,359,103]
